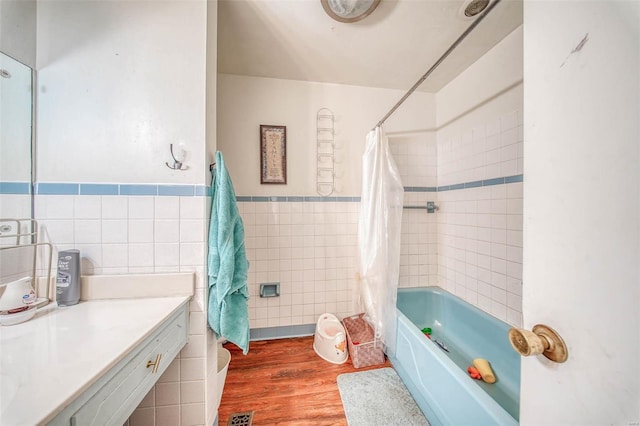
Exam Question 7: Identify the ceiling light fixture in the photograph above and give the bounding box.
[321,0,381,23]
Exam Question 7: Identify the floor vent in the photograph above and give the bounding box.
[227,411,254,426]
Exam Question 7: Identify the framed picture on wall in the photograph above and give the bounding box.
[260,124,287,184]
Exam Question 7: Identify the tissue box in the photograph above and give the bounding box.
[342,314,385,368]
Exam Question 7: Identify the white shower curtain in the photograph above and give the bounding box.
[356,126,404,357]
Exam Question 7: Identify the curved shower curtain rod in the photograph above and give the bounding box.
[373,0,502,131]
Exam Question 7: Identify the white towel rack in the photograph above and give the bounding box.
[316,108,335,196]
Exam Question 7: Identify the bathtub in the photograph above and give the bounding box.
[390,287,520,426]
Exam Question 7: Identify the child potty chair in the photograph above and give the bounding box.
[313,313,348,364]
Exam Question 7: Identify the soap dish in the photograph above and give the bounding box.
[0,306,36,326]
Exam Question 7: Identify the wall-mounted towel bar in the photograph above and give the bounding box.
[403,201,438,213]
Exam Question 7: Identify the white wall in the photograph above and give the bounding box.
[35,1,212,424]
[37,0,207,185]
[522,1,639,423]
[217,73,435,196]
[0,0,36,68]
[435,26,524,326]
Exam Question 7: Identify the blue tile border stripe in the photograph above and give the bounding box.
[22,174,523,198]
[505,174,524,183]
[119,184,158,196]
[437,174,523,192]
[158,185,195,196]
[36,183,79,195]
[80,184,119,195]
[30,183,207,196]
[0,182,32,194]
[404,186,437,192]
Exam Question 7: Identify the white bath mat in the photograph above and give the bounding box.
[337,367,430,426]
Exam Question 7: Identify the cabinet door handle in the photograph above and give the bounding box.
[146,353,162,373]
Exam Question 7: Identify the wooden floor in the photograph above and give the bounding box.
[218,336,390,426]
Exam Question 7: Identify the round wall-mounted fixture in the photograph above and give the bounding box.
[321,0,381,23]
[459,0,491,19]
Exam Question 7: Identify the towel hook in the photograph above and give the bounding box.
[166,143,188,171]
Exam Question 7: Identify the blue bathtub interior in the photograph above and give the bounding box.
[391,287,520,426]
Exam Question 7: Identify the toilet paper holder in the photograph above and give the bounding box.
[508,324,568,363]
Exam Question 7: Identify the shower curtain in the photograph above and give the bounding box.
[356,126,404,357]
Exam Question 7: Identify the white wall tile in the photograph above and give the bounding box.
[74,196,102,219]
[155,405,180,426]
[102,244,128,268]
[180,197,205,220]
[74,219,101,243]
[180,358,204,382]
[180,220,205,243]
[155,382,180,406]
[102,196,128,219]
[155,220,180,243]
[129,220,154,243]
[128,243,154,267]
[102,219,128,243]
[41,195,75,219]
[155,243,180,267]
[128,197,155,219]
[180,242,205,266]
[40,220,74,244]
[155,197,180,219]
[180,403,205,425]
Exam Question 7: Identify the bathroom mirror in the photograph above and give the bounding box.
[0,51,34,228]
[0,53,36,294]
[0,51,36,288]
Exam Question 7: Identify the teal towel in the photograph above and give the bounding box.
[208,151,250,354]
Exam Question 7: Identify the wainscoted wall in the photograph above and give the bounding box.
[34,0,215,423]
[239,198,359,330]
[33,189,209,425]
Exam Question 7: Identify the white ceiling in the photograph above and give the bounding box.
[217,0,523,92]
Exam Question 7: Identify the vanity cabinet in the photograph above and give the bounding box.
[47,303,189,426]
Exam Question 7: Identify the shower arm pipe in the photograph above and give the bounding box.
[372,0,502,130]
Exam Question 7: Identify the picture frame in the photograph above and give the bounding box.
[260,125,287,184]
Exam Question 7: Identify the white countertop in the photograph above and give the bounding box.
[0,296,190,425]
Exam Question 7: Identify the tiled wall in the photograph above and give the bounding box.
[239,198,359,329]
[389,135,439,289]
[438,110,523,187]
[398,190,439,288]
[390,135,437,188]
[33,190,209,425]
[436,110,524,327]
